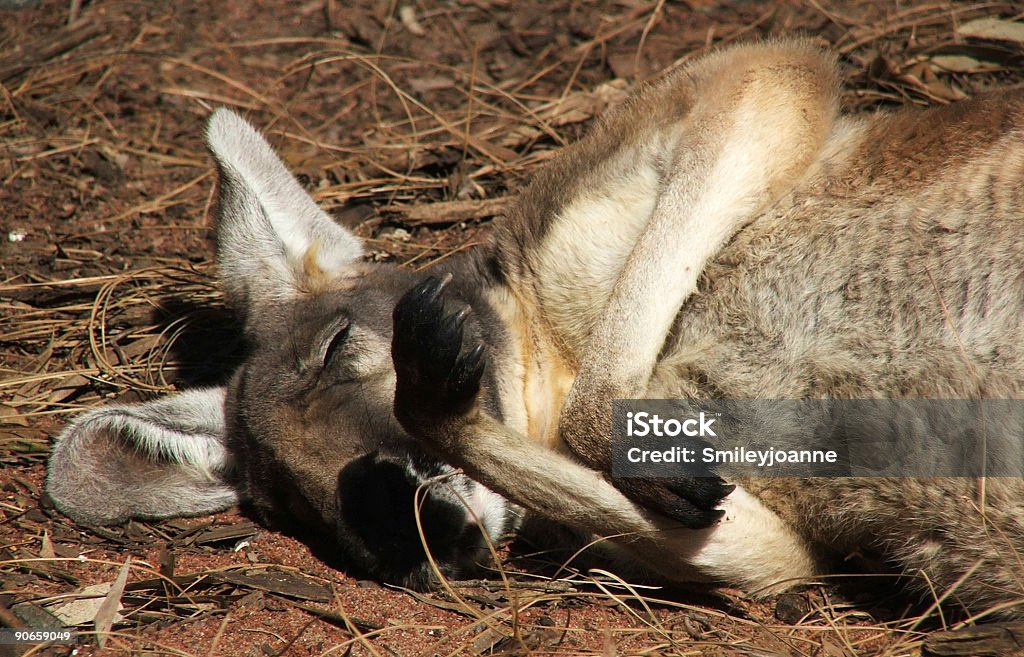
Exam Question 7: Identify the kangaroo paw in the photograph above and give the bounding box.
[612,476,735,528]
[392,275,486,432]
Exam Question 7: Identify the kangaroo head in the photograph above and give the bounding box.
[47,109,512,588]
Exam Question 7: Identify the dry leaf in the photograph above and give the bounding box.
[46,374,92,405]
[39,530,55,560]
[409,76,455,94]
[901,62,967,101]
[94,557,131,647]
[399,5,426,36]
[930,54,985,73]
[47,583,120,626]
[216,566,331,602]
[0,404,29,427]
[958,17,1024,44]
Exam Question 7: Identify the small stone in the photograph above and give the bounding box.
[774,592,812,624]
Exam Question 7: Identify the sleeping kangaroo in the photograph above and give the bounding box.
[47,39,1024,616]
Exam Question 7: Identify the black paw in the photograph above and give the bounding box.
[613,476,735,528]
[392,275,486,421]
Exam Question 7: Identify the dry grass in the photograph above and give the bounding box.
[3,0,1024,655]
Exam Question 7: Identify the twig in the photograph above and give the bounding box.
[383,196,512,225]
[922,620,1024,657]
[0,600,29,630]
[0,19,104,83]
[272,596,381,632]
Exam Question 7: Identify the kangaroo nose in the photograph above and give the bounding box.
[336,452,485,588]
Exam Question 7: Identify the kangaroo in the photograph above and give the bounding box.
[46,39,1024,616]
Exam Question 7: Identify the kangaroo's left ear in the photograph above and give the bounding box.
[46,387,239,526]
[206,109,364,319]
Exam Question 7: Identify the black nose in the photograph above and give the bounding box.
[336,452,485,588]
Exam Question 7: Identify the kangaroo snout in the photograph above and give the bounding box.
[336,451,506,589]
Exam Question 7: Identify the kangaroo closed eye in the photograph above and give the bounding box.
[318,318,354,369]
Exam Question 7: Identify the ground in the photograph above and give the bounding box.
[2,1,1024,655]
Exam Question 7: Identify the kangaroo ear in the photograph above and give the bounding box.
[46,387,239,526]
[206,109,363,316]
